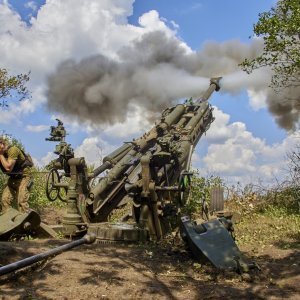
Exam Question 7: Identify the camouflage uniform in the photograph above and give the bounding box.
[0,146,32,213]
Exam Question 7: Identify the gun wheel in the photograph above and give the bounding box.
[46,168,67,202]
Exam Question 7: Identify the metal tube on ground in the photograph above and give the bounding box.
[0,234,96,276]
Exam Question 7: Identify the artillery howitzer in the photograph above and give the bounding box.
[61,78,221,237]
[54,77,255,271]
[0,78,257,274]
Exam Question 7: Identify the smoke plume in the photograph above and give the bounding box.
[47,31,300,130]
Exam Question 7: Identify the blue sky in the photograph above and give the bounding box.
[0,0,299,185]
[130,0,272,44]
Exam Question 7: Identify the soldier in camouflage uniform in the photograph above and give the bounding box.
[0,137,33,213]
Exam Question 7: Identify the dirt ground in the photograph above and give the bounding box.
[0,208,299,300]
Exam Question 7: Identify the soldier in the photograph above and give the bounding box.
[0,137,33,213]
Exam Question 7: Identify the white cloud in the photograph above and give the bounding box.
[74,136,115,167]
[26,124,49,132]
[247,88,267,111]
[0,0,173,123]
[25,1,38,12]
[38,137,115,168]
[139,10,173,34]
[38,151,56,167]
[0,0,171,77]
[0,86,45,124]
[204,141,256,175]
[170,20,179,30]
[0,98,34,124]
[204,107,232,143]
[197,108,299,184]
[1,0,298,186]
[102,104,153,138]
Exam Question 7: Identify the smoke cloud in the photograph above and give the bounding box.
[47,31,300,130]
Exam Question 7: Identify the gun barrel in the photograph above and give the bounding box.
[0,234,96,276]
[92,144,133,178]
[196,77,222,103]
[157,104,185,133]
[103,143,132,164]
[93,161,112,178]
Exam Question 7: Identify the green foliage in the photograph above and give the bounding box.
[0,133,25,151]
[184,97,194,105]
[235,210,300,248]
[30,167,68,210]
[226,180,300,217]
[29,167,52,210]
[0,172,5,196]
[0,68,30,108]
[0,166,66,211]
[287,143,300,184]
[240,0,300,89]
[9,136,26,152]
[184,173,223,216]
[258,185,300,214]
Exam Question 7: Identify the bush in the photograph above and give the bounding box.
[0,172,6,196]
[29,167,66,211]
[183,172,223,216]
[258,184,300,214]
[225,181,300,216]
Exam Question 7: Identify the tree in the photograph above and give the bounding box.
[240,0,300,89]
[287,143,300,184]
[0,68,30,108]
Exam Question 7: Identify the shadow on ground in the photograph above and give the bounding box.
[0,237,299,299]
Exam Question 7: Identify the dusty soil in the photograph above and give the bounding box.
[0,208,299,300]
